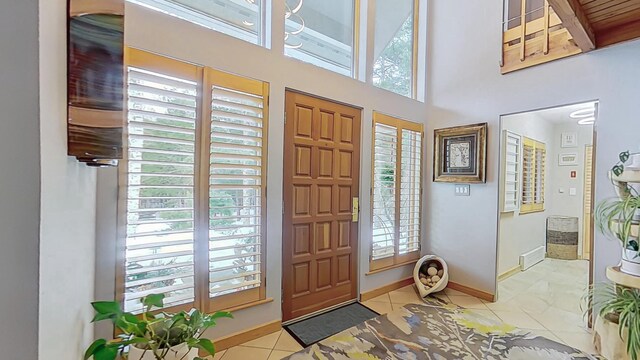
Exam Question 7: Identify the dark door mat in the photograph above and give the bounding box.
[284,302,380,348]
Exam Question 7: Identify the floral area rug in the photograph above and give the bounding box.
[286,298,600,360]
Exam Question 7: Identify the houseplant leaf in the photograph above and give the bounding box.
[92,301,121,316]
[142,293,165,309]
[84,339,106,360]
[93,345,118,360]
[193,338,216,356]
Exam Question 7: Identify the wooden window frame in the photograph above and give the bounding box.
[520,136,545,214]
[369,112,423,272]
[117,48,269,314]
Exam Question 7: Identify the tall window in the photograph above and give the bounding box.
[129,0,265,45]
[521,137,545,214]
[121,48,268,313]
[370,112,423,271]
[284,0,356,76]
[372,0,418,98]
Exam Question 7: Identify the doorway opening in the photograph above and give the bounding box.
[495,101,597,343]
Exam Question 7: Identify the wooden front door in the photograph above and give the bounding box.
[282,91,361,322]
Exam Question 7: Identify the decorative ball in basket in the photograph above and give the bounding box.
[413,255,449,298]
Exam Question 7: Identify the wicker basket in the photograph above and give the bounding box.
[547,216,579,260]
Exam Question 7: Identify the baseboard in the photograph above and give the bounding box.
[498,266,521,281]
[447,281,495,302]
[360,277,414,302]
[213,320,282,351]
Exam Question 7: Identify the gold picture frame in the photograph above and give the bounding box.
[434,123,487,183]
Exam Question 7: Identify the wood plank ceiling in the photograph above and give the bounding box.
[551,0,640,49]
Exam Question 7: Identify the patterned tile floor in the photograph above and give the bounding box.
[209,258,593,360]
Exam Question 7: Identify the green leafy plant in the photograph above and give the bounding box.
[596,151,640,254]
[584,283,640,360]
[84,294,233,360]
[612,151,640,177]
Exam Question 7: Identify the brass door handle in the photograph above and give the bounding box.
[352,197,359,223]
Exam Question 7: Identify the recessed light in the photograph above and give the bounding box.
[577,117,596,125]
[570,108,595,119]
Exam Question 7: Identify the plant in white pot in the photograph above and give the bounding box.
[84,294,232,360]
[597,150,640,276]
[584,283,640,360]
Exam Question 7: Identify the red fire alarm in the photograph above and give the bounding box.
[571,171,577,178]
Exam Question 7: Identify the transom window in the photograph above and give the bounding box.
[370,112,423,271]
[121,48,269,313]
[129,0,265,45]
[373,0,419,98]
[284,0,357,76]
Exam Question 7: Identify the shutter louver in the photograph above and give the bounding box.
[399,129,421,255]
[208,79,266,299]
[372,123,397,261]
[124,67,198,313]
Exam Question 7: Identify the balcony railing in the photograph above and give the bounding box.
[501,0,582,74]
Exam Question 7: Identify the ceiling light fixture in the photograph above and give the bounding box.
[577,117,596,125]
[570,108,595,119]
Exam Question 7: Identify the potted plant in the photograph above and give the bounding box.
[596,151,640,276]
[84,294,232,360]
[585,283,640,360]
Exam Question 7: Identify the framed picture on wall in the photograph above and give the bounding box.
[559,153,579,166]
[434,123,487,183]
[561,132,578,148]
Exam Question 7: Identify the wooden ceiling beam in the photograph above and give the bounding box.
[547,0,597,52]
[596,18,640,48]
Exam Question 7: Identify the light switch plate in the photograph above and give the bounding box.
[455,184,470,196]
[569,188,577,196]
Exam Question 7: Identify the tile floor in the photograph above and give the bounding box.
[210,258,593,359]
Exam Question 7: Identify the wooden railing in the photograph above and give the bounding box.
[501,0,582,74]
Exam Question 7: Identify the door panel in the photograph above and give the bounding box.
[283,91,361,321]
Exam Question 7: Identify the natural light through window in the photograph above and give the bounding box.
[371,112,423,271]
[373,0,416,98]
[284,0,356,76]
[122,49,268,313]
[129,0,264,45]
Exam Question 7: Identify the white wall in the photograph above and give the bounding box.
[425,0,640,296]
[0,0,41,358]
[548,123,594,253]
[498,113,555,275]
[38,0,98,358]
[96,0,428,339]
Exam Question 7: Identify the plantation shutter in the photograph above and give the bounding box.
[534,146,546,205]
[205,69,268,310]
[521,137,545,214]
[522,139,534,206]
[123,50,201,313]
[371,113,423,271]
[502,131,521,212]
[371,122,397,263]
[399,129,422,255]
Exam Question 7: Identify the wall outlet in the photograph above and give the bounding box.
[455,184,471,196]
